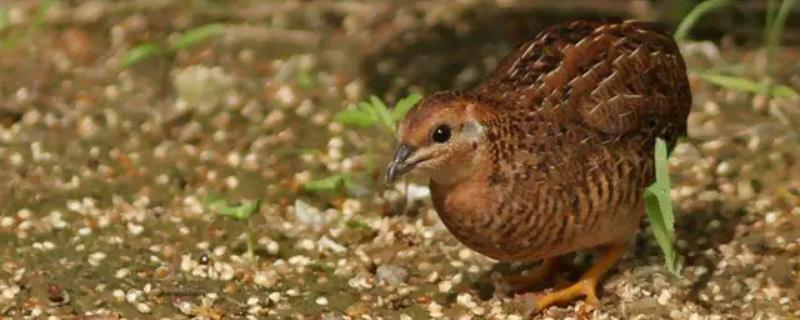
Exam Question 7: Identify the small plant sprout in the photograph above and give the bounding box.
[677,0,799,99]
[203,195,261,262]
[303,173,354,193]
[306,93,423,194]
[643,138,681,275]
[334,93,423,135]
[122,23,225,67]
[1,0,54,49]
[121,43,163,68]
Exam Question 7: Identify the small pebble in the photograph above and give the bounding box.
[136,303,151,314]
[376,264,408,286]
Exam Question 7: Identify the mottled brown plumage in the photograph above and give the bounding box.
[386,20,691,311]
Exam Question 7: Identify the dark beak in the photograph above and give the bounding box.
[385,144,415,185]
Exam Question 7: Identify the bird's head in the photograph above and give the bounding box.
[385,91,494,185]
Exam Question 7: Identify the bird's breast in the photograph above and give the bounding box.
[430,178,544,261]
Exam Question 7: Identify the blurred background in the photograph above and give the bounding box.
[0,0,799,319]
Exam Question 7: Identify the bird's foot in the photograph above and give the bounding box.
[496,258,560,295]
[524,278,599,314]
[522,243,625,314]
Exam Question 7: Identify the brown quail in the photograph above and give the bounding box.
[386,20,691,311]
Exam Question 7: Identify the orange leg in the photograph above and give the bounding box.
[500,258,560,291]
[530,243,626,313]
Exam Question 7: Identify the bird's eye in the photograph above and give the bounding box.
[431,125,451,143]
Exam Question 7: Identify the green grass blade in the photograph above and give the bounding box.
[121,42,164,67]
[169,23,225,51]
[29,0,54,33]
[766,0,778,44]
[391,93,423,121]
[653,138,671,189]
[644,190,679,274]
[1,0,53,49]
[765,0,798,57]
[644,137,680,275]
[700,73,762,93]
[653,138,674,229]
[770,84,800,98]
[767,0,779,25]
[699,73,798,98]
[674,0,733,42]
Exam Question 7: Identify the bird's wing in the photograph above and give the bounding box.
[479,20,691,139]
[479,20,605,94]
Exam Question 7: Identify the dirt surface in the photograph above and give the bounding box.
[1,1,799,319]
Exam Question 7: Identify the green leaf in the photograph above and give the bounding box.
[0,8,9,32]
[345,219,371,230]
[121,42,164,67]
[699,73,798,98]
[29,0,54,33]
[771,85,799,98]
[392,93,423,121]
[359,101,378,120]
[644,189,679,274]
[369,95,396,133]
[303,174,346,192]
[653,138,671,192]
[700,73,762,93]
[334,108,378,127]
[644,138,680,275]
[219,200,260,220]
[203,195,261,221]
[674,0,733,42]
[335,94,422,132]
[170,23,225,51]
[1,0,53,49]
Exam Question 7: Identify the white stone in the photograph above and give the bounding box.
[438,280,453,293]
[376,264,408,286]
[318,236,346,253]
[87,252,107,266]
[657,289,671,305]
[293,200,327,229]
[112,289,125,301]
[247,296,260,306]
[136,303,152,314]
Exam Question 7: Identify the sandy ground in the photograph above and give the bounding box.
[1,1,799,319]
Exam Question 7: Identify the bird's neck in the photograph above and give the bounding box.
[428,153,491,189]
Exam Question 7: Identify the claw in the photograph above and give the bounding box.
[498,258,559,295]
[524,243,625,313]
